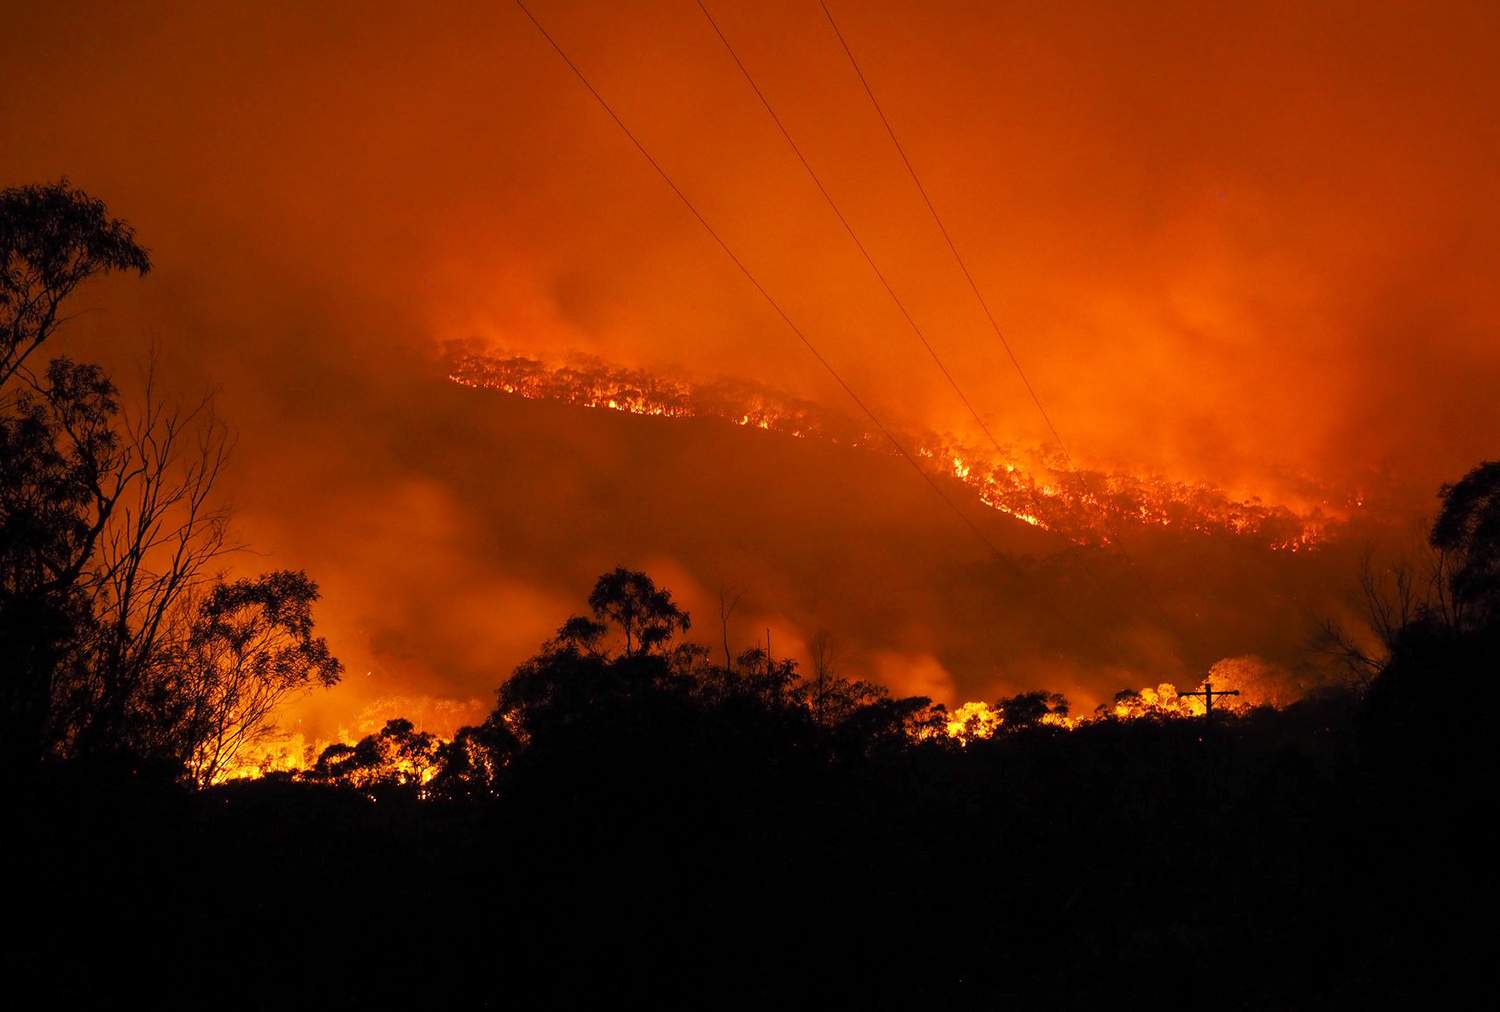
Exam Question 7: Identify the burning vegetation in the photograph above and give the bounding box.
[216,568,1289,790]
[449,351,1338,550]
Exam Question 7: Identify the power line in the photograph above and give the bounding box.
[511,0,1003,557]
[818,0,1081,479]
[694,0,1009,461]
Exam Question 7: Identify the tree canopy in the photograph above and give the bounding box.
[2,179,151,386]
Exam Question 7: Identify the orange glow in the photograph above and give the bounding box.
[451,351,1337,549]
[935,675,1265,745]
[944,701,1003,743]
[7,0,1497,742]
[222,669,1265,785]
[212,732,326,784]
[1108,683,1209,721]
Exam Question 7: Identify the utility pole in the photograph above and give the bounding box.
[1178,679,1239,721]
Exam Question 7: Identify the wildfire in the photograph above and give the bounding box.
[937,676,1261,745]
[219,670,1273,786]
[215,728,450,791]
[1106,683,1212,720]
[448,351,1337,549]
[945,701,1004,742]
[941,700,1078,744]
[213,732,328,783]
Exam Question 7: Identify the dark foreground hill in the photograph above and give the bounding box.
[13,678,1495,1010]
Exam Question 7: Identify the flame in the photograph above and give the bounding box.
[220,672,1267,786]
[936,675,1262,745]
[215,728,451,792]
[1107,682,1208,720]
[945,701,1003,743]
[448,352,1338,549]
[212,731,328,783]
[935,700,1080,744]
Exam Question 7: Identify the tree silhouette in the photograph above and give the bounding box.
[586,566,690,657]
[311,717,439,796]
[1432,459,1500,629]
[2,181,152,766]
[1320,460,1500,693]
[997,690,1070,729]
[171,571,342,786]
[1,180,151,387]
[1,182,337,779]
[430,712,521,800]
[0,358,116,761]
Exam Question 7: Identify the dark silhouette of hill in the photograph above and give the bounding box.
[17,537,1500,1008]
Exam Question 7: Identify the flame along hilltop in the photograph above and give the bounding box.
[448,351,1343,550]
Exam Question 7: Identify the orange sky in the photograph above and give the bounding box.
[4,1,1497,733]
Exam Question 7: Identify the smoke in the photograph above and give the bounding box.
[3,0,1494,734]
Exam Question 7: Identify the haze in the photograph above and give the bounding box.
[4,0,1496,737]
